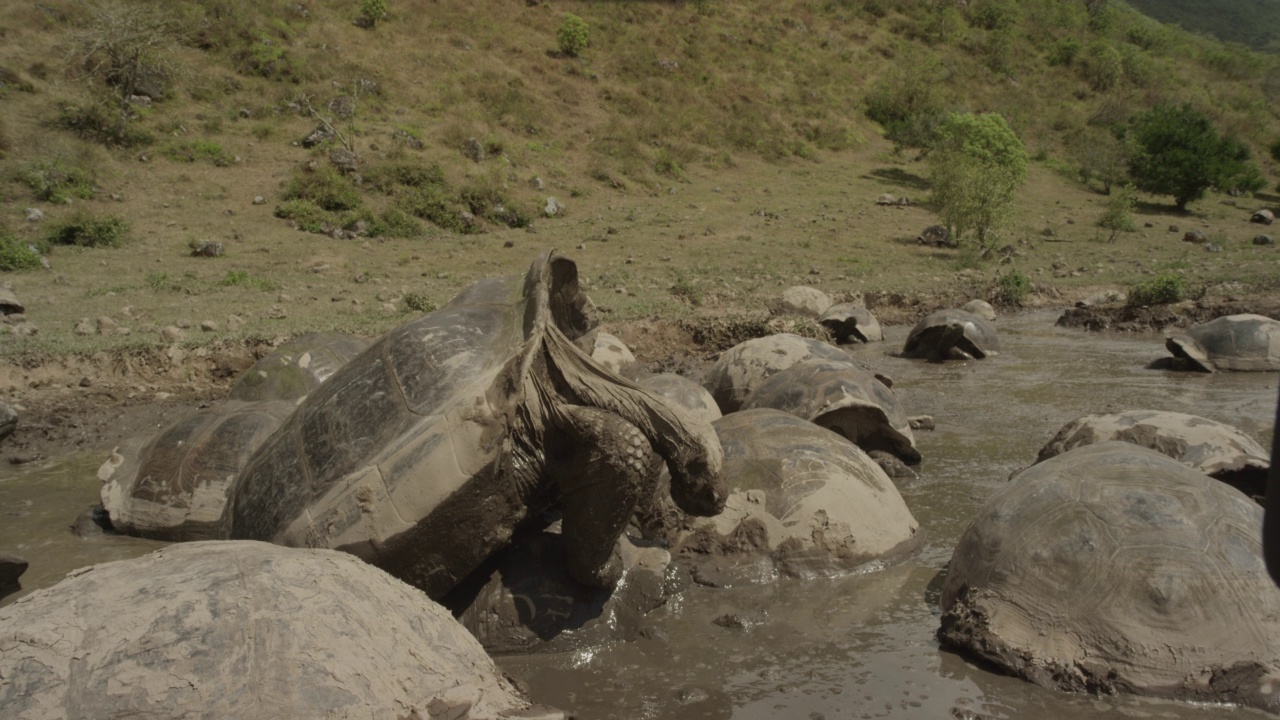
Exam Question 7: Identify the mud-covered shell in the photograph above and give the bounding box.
[100,400,296,540]
[637,409,919,586]
[818,303,884,343]
[1034,409,1269,498]
[228,332,370,402]
[638,372,721,425]
[939,442,1280,711]
[575,329,636,376]
[704,333,850,413]
[740,358,919,464]
[451,529,670,655]
[1165,314,1280,372]
[0,541,556,720]
[962,299,996,321]
[902,309,1000,360]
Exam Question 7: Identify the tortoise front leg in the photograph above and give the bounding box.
[546,404,662,590]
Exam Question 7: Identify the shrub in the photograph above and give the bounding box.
[45,213,129,247]
[995,270,1031,306]
[161,139,232,166]
[1047,37,1081,66]
[359,0,387,26]
[402,291,436,314]
[0,230,43,271]
[274,199,332,234]
[1080,40,1123,91]
[54,102,153,147]
[369,207,421,238]
[928,112,1029,247]
[864,61,947,148]
[1097,184,1137,240]
[19,158,96,202]
[556,13,589,57]
[1126,103,1265,210]
[283,165,362,211]
[1127,273,1186,307]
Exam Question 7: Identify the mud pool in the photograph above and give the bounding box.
[2,311,1276,719]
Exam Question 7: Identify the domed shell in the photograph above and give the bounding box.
[228,332,370,402]
[818,303,884,343]
[962,299,996,321]
[771,286,833,319]
[100,401,295,540]
[0,541,557,719]
[637,409,919,586]
[902,309,1000,360]
[1034,409,1269,498]
[940,442,1280,711]
[740,358,919,464]
[704,333,850,413]
[575,329,636,376]
[637,372,721,425]
[1165,314,1280,372]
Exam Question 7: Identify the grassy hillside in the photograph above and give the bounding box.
[1126,0,1280,52]
[0,0,1278,361]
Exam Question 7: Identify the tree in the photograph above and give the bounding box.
[1126,103,1265,210]
[73,1,178,140]
[928,112,1028,247]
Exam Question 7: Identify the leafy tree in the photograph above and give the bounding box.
[1068,125,1128,194]
[557,14,589,57]
[928,112,1028,247]
[73,1,179,140]
[1125,103,1265,210]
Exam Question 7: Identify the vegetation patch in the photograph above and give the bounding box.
[1127,273,1186,307]
[45,214,130,248]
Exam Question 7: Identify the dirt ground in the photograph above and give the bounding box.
[4,291,1275,469]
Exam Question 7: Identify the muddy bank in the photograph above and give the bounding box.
[1056,297,1280,333]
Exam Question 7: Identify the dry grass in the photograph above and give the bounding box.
[1,0,1278,362]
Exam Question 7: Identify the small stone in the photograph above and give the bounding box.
[73,318,94,335]
[160,326,186,342]
[544,197,565,217]
[95,316,119,334]
[190,240,224,258]
[25,208,43,222]
[253,196,266,205]
[503,240,515,248]
[1253,235,1274,246]
[200,320,219,332]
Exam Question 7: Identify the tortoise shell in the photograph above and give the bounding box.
[1165,314,1280,372]
[940,442,1280,710]
[901,309,1000,360]
[703,333,850,413]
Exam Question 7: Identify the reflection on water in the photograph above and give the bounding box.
[1,312,1276,719]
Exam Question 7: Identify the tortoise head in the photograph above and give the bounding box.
[667,438,726,517]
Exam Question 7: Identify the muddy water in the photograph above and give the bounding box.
[498,311,1277,720]
[1,312,1275,719]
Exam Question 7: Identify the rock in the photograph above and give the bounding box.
[876,193,898,205]
[200,320,219,332]
[544,197,565,217]
[1251,209,1274,225]
[1076,290,1126,307]
[327,94,356,118]
[1254,235,1274,246]
[10,322,38,336]
[1204,243,1222,253]
[252,195,266,205]
[1168,225,1180,233]
[95,316,120,334]
[1183,229,1208,244]
[73,318,95,335]
[465,137,485,162]
[24,208,43,222]
[189,240,224,257]
[160,325,186,343]
[301,124,334,148]
[329,147,359,175]
[917,225,950,246]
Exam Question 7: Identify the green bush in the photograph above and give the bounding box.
[864,62,947,148]
[274,199,332,233]
[1126,103,1265,209]
[928,112,1029,246]
[1097,184,1137,239]
[161,139,232,166]
[1046,37,1081,66]
[359,0,387,25]
[1080,40,1123,91]
[283,165,362,211]
[19,159,96,202]
[0,231,43,271]
[369,207,421,238]
[995,270,1031,306]
[556,13,589,57]
[45,214,129,247]
[53,102,152,147]
[398,184,467,232]
[1127,273,1186,307]
[402,291,436,313]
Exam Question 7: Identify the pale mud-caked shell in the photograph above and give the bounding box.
[451,529,670,655]
[638,372,721,425]
[100,333,369,541]
[1165,314,1280,372]
[704,333,850,413]
[962,299,996,321]
[227,332,370,402]
[0,541,562,720]
[1034,409,1269,498]
[769,286,832,319]
[901,309,1000,360]
[740,358,919,464]
[818,303,884,344]
[575,328,637,376]
[939,442,1280,712]
[637,409,919,587]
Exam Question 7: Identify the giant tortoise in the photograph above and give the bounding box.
[99,332,370,541]
[0,541,561,719]
[818,303,884,344]
[636,409,919,587]
[1164,313,1280,372]
[1034,409,1270,500]
[739,358,919,464]
[703,333,851,413]
[940,442,1280,711]
[227,251,726,599]
[901,309,999,361]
